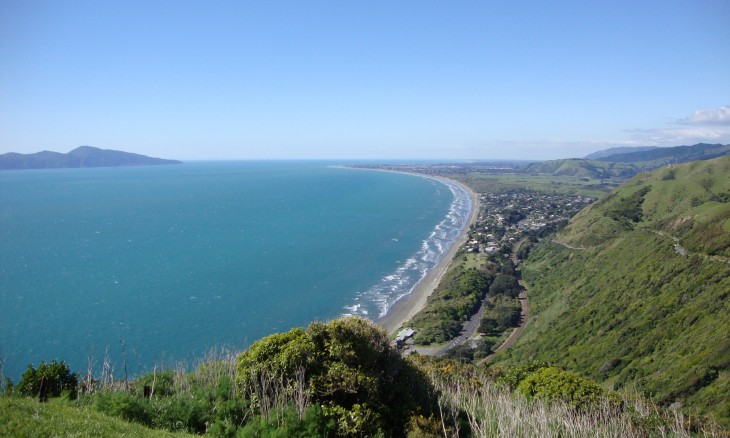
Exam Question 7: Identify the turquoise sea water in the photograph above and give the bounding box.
[0,161,469,379]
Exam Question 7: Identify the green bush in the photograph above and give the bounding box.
[134,369,175,397]
[496,361,553,390]
[237,317,435,437]
[238,404,334,437]
[18,360,78,400]
[93,391,153,426]
[89,369,250,435]
[516,366,620,408]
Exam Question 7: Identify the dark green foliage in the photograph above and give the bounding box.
[489,273,519,298]
[495,361,554,390]
[237,317,435,437]
[135,370,175,397]
[18,360,78,400]
[443,345,476,362]
[93,391,153,426]
[408,261,494,344]
[2,378,14,395]
[473,339,495,359]
[604,186,650,225]
[516,366,620,408]
[478,317,498,334]
[89,365,249,435]
[479,295,521,336]
[503,209,525,225]
[238,405,334,437]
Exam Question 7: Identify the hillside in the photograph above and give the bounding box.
[521,158,637,179]
[0,397,195,437]
[585,146,658,160]
[501,156,730,426]
[523,143,730,180]
[596,143,730,167]
[0,146,182,170]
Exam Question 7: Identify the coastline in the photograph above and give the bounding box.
[376,177,479,334]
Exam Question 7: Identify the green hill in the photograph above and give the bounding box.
[521,158,637,179]
[0,146,182,170]
[501,156,730,426]
[522,143,730,181]
[595,143,730,167]
[585,146,658,160]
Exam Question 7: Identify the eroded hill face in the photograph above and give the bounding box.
[504,156,730,427]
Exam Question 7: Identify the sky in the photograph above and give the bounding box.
[1,1,729,161]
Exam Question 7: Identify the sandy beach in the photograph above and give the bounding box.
[377,177,480,334]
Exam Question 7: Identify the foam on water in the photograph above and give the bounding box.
[0,162,456,379]
[344,177,472,319]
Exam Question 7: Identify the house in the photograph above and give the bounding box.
[394,328,416,347]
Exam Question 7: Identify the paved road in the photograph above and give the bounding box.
[427,237,532,359]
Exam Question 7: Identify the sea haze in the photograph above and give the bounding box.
[0,161,467,379]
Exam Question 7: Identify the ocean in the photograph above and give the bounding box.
[0,161,470,380]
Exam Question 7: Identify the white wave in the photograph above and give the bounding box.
[342,176,472,319]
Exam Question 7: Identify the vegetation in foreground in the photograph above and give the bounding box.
[2,317,724,436]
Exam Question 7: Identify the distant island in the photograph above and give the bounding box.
[0,146,182,170]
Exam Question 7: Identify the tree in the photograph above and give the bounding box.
[237,317,435,437]
[479,317,498,334]
[18,360,78,400]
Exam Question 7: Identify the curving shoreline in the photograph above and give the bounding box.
[376,177,480,334]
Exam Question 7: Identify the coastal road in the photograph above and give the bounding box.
[430,298,488,356]
[429,237,532,358]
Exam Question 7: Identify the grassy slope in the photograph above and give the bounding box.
[558,157,730,256]
[521,158,638,179]
[450,172,612,198]
[0,397,196,438]
[499,156,730,427]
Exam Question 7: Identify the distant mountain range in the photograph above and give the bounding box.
[584,146,658,159]
[524,143,730,179]
[0,146,182,170]
[593,142,729,165]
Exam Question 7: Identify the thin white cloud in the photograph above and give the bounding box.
[620,106,730,146]
[679,105,730,126]
[624,126,730,146]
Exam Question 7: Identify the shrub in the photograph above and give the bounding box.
[237,317,435,436]
[238,404,334,437]
[18,360,78,400]
[495,361,553,390]
[516,366,620,408]
[92,391,152,425]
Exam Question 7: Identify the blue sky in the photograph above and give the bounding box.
[1,1,728,160]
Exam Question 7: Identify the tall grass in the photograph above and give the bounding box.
[432,372,722,437]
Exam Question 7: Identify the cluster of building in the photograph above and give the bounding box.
[464,190,593,255]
